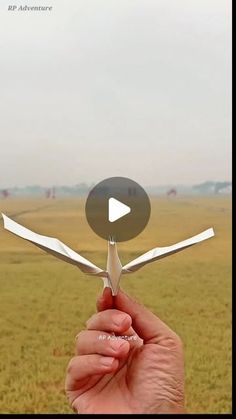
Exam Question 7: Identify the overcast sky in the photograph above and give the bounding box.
[0,0,232,187]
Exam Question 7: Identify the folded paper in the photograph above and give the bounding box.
[1,213,214,296]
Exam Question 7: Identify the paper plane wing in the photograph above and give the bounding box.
[122,228,215,273]
[1,214,105,276]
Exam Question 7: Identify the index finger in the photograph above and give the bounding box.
[96,287,114,312]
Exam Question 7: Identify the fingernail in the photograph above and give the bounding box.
[113,314,128,327]
[100,357,115,367]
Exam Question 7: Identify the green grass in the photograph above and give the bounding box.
[0,196,232,413]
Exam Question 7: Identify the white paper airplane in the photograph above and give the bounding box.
[108,198,131,222]
[1,213,215,296]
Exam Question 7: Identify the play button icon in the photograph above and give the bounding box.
[108,198,131,222]
[85,177,151,242]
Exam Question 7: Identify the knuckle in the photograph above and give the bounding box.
[169,333,183,350]
[173,333,183,348]
[159,333,183,350]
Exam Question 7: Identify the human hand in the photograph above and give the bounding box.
[65,288,185,414]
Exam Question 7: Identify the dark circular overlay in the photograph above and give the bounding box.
[85,177,151,242]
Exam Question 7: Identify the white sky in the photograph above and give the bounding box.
[0,0,232,187]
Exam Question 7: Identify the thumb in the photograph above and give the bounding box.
[114,289,177,345]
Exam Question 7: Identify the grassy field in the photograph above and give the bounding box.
[0,196,232,413]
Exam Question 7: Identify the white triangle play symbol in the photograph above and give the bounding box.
[108,197,131,223]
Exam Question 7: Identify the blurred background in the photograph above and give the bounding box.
[0,0,232,413]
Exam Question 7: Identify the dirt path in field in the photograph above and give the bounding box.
[8,203,57,219]
[0,203,58,232]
